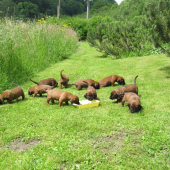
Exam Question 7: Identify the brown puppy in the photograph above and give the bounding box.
[28,85,54,97]
[0,94,3,104]
[120,92,142,113]
[110,75,138,103]
[30,78,58,87]
[46,89,80,107]
[1,82,25,104]
[60,70,69,89]
[83,81,98,101]
[72,79,100,90]
[99,75,125,87]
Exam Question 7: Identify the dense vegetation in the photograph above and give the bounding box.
[1,0,170,89]
[46,0,170,58]
[0,19,78,91]
[0,0,116,18]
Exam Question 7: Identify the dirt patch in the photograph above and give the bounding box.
[9,138,42,152]
[93,131,127,154]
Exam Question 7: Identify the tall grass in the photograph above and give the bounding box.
[0,18,79,91]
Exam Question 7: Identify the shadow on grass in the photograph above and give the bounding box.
[1,98,28,105]
[159,66,170,78]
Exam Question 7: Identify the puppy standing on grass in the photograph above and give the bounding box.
[28,85,55,97]
[1,82,25,104]
[46,89,80,107]
[30,78,58,87]
[60,70,69,89]
[110,75,138,103]
[120,92,142,113]
[83,81,98,101]
[71,79,100,90]
[99,75,125,87]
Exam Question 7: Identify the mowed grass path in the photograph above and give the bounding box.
[1,42,170,169]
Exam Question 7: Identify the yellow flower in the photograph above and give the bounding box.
[63,24,67,27]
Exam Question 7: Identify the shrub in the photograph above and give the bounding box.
[87,16,152,58]
[47,16,112,40]
[144,0,170,54]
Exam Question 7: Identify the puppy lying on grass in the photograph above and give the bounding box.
[46,89,80,107]
[0,82,25,104]
[99,75,125,87]
[118,92,142,113]
[30,78,58,87]
[71,79,100,90]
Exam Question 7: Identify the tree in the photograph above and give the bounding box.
[57,0,61,18]
[18,1,39,18]
[144,0,170,54]
[0,0,19,17]
[87,0,90,19]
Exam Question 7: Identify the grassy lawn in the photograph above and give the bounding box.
[0,42,170,169]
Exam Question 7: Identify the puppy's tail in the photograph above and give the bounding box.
[134,75,138,84]
[83,81,90,86]
[60,70,64,79]
[30,79,39,85]
[12,82,20,86]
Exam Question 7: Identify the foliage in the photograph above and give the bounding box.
[0,18,78,91]
[144,0,170,54]
[0,0,19,18]
[0,0,116,19]
[47,16,112,40]
[18,1,39,18]
[87,16,152,58]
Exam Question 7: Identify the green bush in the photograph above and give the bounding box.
[87,16,153,58]
[144,0,170,54]
[47,16,112,40]
[0,19,79,91]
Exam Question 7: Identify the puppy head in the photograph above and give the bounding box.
[110,90,119,100]
[28,87,34,95]
[85,92,95,101]
[70,95,80,105]
[0,94,3,104]
[128,103,142,113]
[117,77,125,85]
[93,82,100,89]
[53,80,58,87]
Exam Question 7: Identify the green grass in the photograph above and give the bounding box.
[1,42,170,169]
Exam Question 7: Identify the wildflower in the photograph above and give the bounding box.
[63,24,67,27]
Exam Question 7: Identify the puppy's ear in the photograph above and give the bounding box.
[84,93,87,98]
